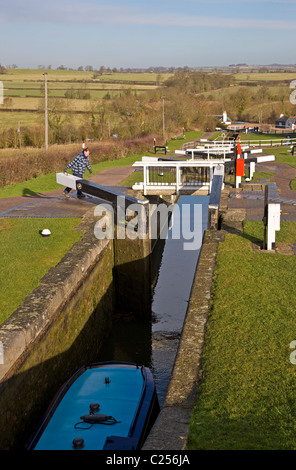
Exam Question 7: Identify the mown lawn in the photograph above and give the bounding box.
[0,131,204,325]
[187,221,296,450]
[0,218,83,324]
[0,131,204,197]
[0,154,143,198]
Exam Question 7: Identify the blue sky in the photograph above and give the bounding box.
[0,0,296,69]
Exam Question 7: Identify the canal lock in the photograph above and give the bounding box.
[96,194,210,407]
[0,194,209,449]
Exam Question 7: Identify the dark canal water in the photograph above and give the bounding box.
[97,195,209,407]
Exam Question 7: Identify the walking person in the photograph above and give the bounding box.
[63,147,92,198]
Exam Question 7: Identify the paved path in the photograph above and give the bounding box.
[2,158,296,221]
[89,166,135,186]
[0,166,135,218]
[270,162,296,199]
[228,161,296,221]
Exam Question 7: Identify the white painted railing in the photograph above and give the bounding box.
[177,145,263,160]
[196,138,296,148]
[132,151,276,195]
[132,159,226,195]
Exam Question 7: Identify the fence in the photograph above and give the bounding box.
[183,137,296,151]
[132,159,224,195]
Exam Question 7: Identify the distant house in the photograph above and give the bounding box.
[216,111,232,125]
[275,116,296,129]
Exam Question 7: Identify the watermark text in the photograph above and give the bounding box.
[94,196,203,251]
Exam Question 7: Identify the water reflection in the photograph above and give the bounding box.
[151,195,209,405]
[97,195,209,407]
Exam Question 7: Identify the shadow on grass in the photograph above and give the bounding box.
[22,188,40,198]
[241,230,263,246]
[221,221,263,246]
[22,188,61,199]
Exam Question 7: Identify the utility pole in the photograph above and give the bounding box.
[17,121,21,149]
[162,97,165,144]
[0,81,3,105]
[44,72,48,151]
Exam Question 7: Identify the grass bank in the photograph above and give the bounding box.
[188,221,296,450]
[0,154,143,198]
[0,131,204,197]
[0,135,156,188]
[0,218,83,324]
[0,131,204,326]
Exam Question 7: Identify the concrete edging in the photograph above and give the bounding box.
[143,229,225,450]
[0,208,109,382]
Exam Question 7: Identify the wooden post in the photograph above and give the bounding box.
[143,165,147,195]
[263,184,268,250]
[44,73,48,151]
[17,121,21,149]
[176,165,180,195]
[0,81,3,105]
[162,98,165,143]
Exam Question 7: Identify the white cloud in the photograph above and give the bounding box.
[0,0,295,30]
[151,14,296,30]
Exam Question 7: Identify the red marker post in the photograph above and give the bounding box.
[237,141,242,157]
[235,140,244,187]
[236,158,245,177]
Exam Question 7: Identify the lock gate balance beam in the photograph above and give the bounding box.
[56,173,151,318]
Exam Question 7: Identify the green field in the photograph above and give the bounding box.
[0,68,170,82]
[0,68,170,131]
[1,68,296,148]
[188,222,296,450]
[234,72,296,83]
[0,217,84,324]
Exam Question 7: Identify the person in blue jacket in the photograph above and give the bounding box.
[63,147,92,198]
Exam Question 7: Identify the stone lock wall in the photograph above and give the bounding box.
[143,230,225,450]
[0,211,115,449]
[0,193,175,449]
[0,203,155,449]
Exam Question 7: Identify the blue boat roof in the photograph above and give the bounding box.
[34,365,145,450]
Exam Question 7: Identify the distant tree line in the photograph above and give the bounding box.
[0,70,294,149]
[0,135,156,188]
[64,88,91,100]
[164,72,234,93]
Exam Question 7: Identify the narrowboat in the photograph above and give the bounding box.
[27,361,159,450]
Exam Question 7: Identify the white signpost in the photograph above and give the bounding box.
[267,203,281,250]
[263,185,281,250]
